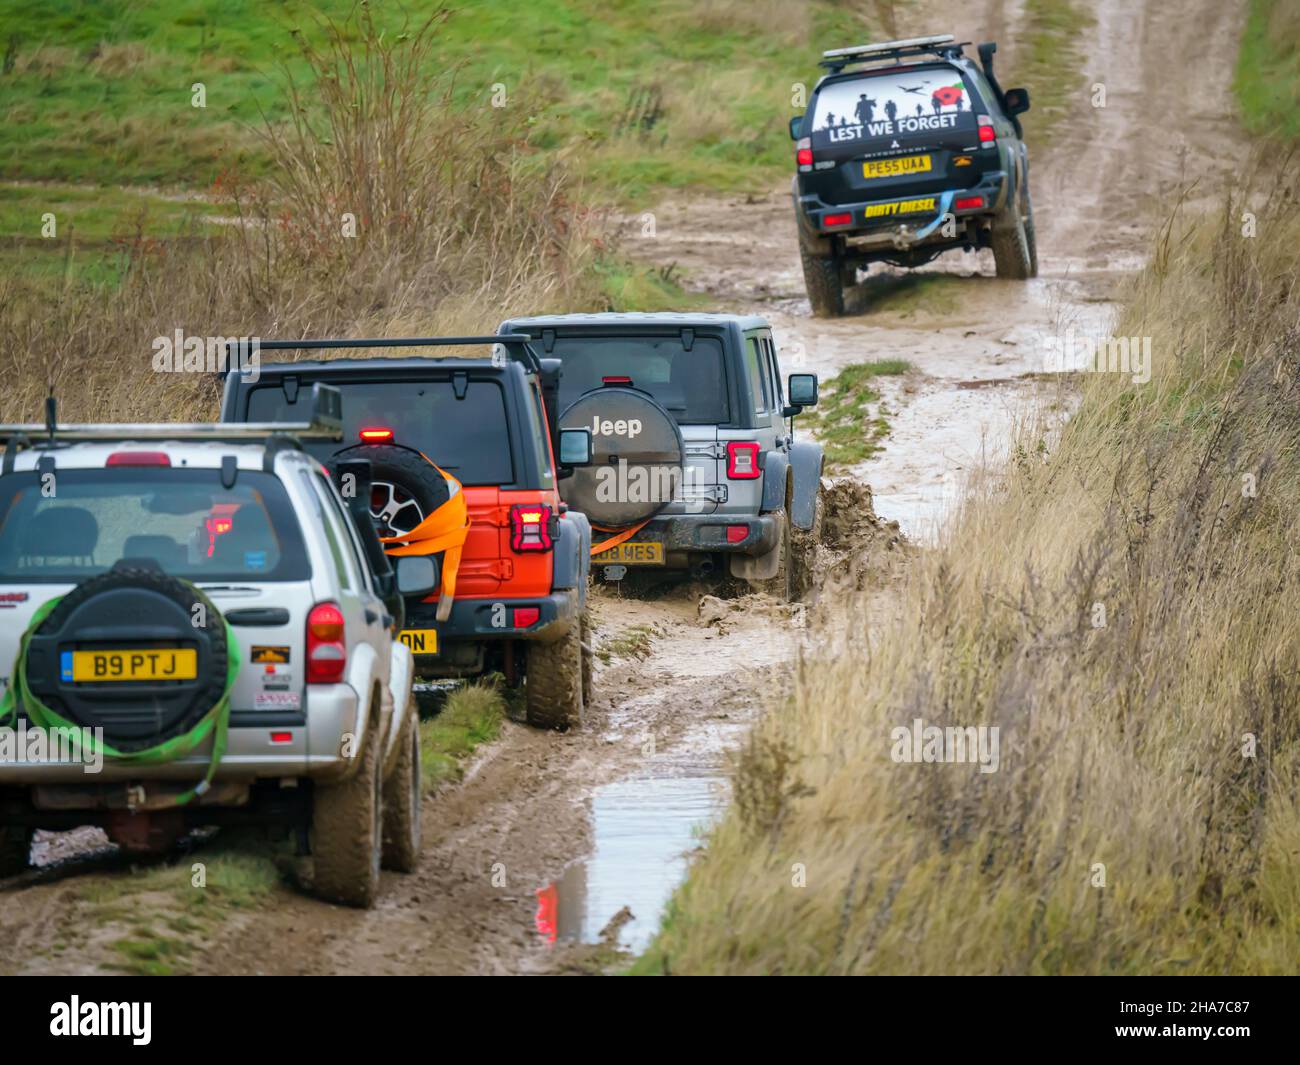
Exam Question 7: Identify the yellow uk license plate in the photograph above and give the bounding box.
[69,649,197,682]
[593,541,665,565]
[863,154,932,179]
[399,628,439,655]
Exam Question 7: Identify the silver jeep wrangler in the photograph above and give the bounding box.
[498,313,824,598]
[0,388,426,908]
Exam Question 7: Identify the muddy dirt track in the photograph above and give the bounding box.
[0,0,1248,975]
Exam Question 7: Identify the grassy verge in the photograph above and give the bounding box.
[643,176,1300,974]
[1017,0,1093,145]
[1235,0,1300,146]
[801,359,910,467]
[419,682,507,790]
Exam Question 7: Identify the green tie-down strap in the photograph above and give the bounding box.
[0,589,241,808]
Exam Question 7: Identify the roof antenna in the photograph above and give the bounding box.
[44,392,57,444]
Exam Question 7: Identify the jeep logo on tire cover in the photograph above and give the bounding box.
[559,387,683,527]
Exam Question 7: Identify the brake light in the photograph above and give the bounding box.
[513,606,541,628]
[823,212,852,228]
[977,116,996,143]
[306,602,347,684]
[726,441,761,479]
[796,137,812,168]
[106,451,170,467]
[359,427,394,443]
[270,731,293,745]
[509,503,554,552]
[725,525,749,544]
[602,376,632,385]
[955,196,984,211]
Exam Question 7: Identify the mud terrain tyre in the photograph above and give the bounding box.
[310,707,383,908]
[762,509,795,601]
[329,444,448,541]
[992,189,1034,280]
[525,621,584,731]
[0,826,33,878]
[801,246,845,317]
[790,489,824,601]
[381,709,422,874]
[579,609,594,708]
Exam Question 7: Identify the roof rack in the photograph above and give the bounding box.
[229,334,544,375]
[820,34,967,71]
[0,382,343,451]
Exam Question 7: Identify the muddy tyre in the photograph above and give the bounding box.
[801,246,845,318]
[762,509,795,601]
[309,709,383,908]
[790,489,824,601]
[579,609,594,708]
[381,709,422,874]
[525,621,585,731]
[0,826,33,878]
[992,190,1034,280]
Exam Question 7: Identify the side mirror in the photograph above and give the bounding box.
[787,373,818,409]
[1003,87,1030,116]
[789,115,803,140]
[395,554,439,597]
[558,427,593,466]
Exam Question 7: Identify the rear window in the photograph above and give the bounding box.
[549,336,729,424]
[245,378,515,486]
[810,66,978,146]
[0,468,310,583]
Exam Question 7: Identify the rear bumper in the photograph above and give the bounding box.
[0,682,361,787]
[798,170,1008,247]
[596,513,778,560]
[406,588,581,645]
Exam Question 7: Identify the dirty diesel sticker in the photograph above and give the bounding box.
[864,197,937,219]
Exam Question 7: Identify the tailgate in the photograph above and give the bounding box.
[206,584,310,714]
[665,425,720,516]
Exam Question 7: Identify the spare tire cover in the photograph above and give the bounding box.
[559,387,684,527]
[22,565,229,753]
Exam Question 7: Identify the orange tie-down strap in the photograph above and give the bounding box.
[590,519,651,556]
[379,457,469,623]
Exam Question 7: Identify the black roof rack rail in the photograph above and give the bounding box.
[819,34,969,73]
[225,334,544,375]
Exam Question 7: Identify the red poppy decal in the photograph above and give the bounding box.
[931,84,965,107]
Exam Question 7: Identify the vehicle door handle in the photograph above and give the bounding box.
[225,608,291,626]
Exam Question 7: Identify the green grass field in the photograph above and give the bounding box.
[1235,0,1300,145]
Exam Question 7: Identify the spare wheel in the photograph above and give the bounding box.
[559,387,683,527]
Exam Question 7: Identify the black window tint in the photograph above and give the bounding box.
[246,378,514,486]
[0,469,310,583]
[549,336,729,424]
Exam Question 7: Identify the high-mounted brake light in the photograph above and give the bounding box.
[602,376,633,386]
[509,503,554,553]
[955,195,985,211]
[823,212,853,228]
[726,441,762,480]
[106,451,170,467]
[977,115,996,143]
[796,137,813,169]
[359,427,394,443]
[306,602,347,684]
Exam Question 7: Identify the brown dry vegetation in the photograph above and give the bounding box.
[0,9,604,424]
[647,175,1300,974]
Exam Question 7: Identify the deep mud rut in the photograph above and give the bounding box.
[0,0,1248,975]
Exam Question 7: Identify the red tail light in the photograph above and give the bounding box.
[510,503,554,552]
[306,602,347,684]
[726,441,761,479]
[955,195,985,211]
[823,212,853,228]
[796,137,812,168]
[977,116,996,143]
[359,427,394,443]
[725,525,749,544]
[513,606,541,628]
[106,451,170,467]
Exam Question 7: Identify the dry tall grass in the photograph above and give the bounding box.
[652,179,1300,974]
[0,8,603,424]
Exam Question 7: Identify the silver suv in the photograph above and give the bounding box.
[0,388,427,908]
[498,313,825,598]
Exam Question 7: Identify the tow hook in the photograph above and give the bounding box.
[126,784,147,812]
[892,224,914,250]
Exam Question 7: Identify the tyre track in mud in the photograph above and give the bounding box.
[0,0,1249,974]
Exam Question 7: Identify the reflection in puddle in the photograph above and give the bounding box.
[536,774,725,953]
